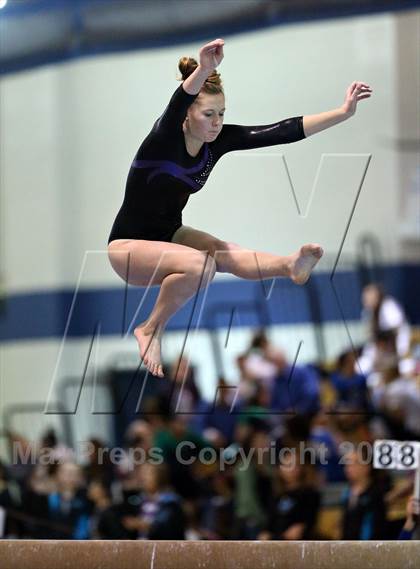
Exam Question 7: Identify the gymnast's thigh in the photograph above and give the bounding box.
[171,225,241,256]
[171,225,220,252]
[107,238,208,287]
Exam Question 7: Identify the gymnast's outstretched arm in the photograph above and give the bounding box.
[217,80,372,153]
[302,80,372,136]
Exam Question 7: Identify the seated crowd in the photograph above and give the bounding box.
[0,284,419,540]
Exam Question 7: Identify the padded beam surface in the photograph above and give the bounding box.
[1,540,419,569]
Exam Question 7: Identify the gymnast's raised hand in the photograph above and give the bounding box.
[341,81,372,116]
[198,38,225,72]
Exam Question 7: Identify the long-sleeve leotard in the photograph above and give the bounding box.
[108,84,306,244]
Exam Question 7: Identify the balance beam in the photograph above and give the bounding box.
[1,540,419,569]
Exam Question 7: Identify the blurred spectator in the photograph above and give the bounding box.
[370,330,400,376]
[122,463,185,539]
[0,460,20,537]
[329,408,373,448]
[278,415,311,449]
[199,471,234,539]
[23,461,92,539]
[193,377,238,447]
[83,437,116,489]
[239,330,287,393]
[86,478,113,538]
[258,452,320,540]
[310,412,346,483]
[398,494,420,540]
[359,284,410,373]
[45,461,92,539]
[233,425,272,540]
[330,349,370,411]
[5,427,73,488]
[235,383,271,427]
[118,420,154,475]
[153,414,210,499]
[39,429,74,462]
[168,355,202,414]
[368,362,420,439]
[95,465,145,539]
[341,450,387,539]
[270,362,320,416]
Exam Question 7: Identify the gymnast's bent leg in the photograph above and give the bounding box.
[171,226,323,284]
[108,238,216,377]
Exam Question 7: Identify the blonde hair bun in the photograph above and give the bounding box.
[177,56,223,94]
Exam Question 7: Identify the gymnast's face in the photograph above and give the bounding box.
[184,92,225,142]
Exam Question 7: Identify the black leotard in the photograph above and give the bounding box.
[108,84,306,244]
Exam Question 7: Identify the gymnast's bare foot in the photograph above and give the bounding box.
[134,325,164,377]
[289,244,323,285]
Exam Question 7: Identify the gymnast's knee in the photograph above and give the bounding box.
[207,238,240,257]
[188,252,217,286]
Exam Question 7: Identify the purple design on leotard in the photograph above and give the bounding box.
[132,144,209,191]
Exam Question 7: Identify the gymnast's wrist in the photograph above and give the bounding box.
[183,65,212,95]
[197,64,214,77]
[339,105,354,119]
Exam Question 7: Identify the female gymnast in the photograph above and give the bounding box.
[108,38,372,378]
